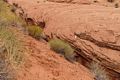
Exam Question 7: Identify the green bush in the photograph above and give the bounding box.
[90,61,110,80]
[27,25,43,39]
[49,39,74,62]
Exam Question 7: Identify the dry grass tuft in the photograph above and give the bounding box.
[0,0,25,66]
[0,0,25,79]
[0,26,24,65]
[0,0,25,27]
[90,61,110,80]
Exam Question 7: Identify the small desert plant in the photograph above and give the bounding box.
[49,38,75,62]
[90,61,110,80]
[0,10,24,27]
[0,26,24,65]
[0,27,21,80]
[0,0,24,66]
[0,1,23,79]
[0,0,25,27]
[27,25,43,39]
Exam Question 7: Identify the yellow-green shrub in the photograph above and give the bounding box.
[27,25,43,39]
[0,1,24,79]
[49,39,74,61]
[0,0,25,27]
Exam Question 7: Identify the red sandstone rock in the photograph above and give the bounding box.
[8,0,120,80]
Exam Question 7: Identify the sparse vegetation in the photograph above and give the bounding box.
[0,0,25,27]
[0,1,24,79]
[27,25,43,39]
[49,38,75,62]
[90,61,110,80]
[0,0,24,65]
[0,26,24,65]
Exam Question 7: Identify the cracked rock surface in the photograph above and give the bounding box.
[8,0,120,80]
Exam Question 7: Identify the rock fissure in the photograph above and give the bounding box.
[54,34,120,79]
[74,32,120,51]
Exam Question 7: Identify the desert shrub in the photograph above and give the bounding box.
[27,25,43,39]
[0,0,24,65]
[49,38,74,62]
[0,26,24,65]
[0,0,25,27]
[0,1,23,79]
[0,27,22,80]
[0,9,24,27]
[90,61,110,80]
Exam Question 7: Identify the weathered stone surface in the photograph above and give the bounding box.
[8,0,120,79]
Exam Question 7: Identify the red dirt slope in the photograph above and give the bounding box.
[18,36,94,80]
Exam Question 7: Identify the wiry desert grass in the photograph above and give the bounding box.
[0,0,24,66]
[0,26,24,66]
[0,1,25,79]
[90,61,110,80]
